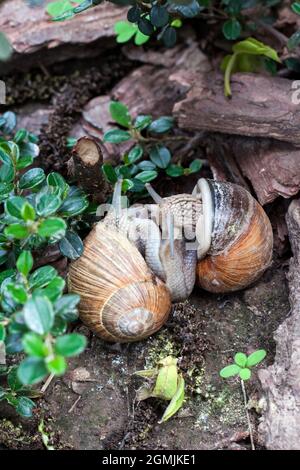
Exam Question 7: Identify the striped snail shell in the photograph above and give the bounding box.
[68,223,171,343]
[193,179,273,293]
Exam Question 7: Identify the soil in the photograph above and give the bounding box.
[0,263,289,450]
[0,35,292,451]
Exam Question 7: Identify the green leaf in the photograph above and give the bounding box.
[150,6,169,28]
[246,349,266,368]
[110,101,131,128]
[189,159,202,173]
[103,129,132,144]
[102,163,118,184]
[121,179,134,192]
[13,129,28,144]
[239,368,251,381]
[0,112,17,134]
[0,32,12,62]
[35,277,65,303]
[29,266,57,289]
[36,194,61,217]
[134,30,150,46]
[134,116,152,131]
[5,196,26,219]
[288,30,300,50]
[166,164,184,177]
[149,145,171,169]
[6,284,28,304]
[137,160,156,171]
[219,364,241,378]
[7,367,23,391]
[16,155,34,171]
[17,357,48,385]
[148,117,174,134]
[4,224,30,240]
[58,196,88,217]
[23,296,54,334]
[37,217,66,239]
[59,231,83,260]
[127,145,144,164]
[232,38,281,62]
[54,333,86,357]
[159,375,185,423]
[16,396,35,418]
[23,332,48,358]
[234,352,247,367]
[46,355,66,375]
[292,2,300,15]
[54,294,80,318]
[135,170,158,183]
[47,172,69,194]
[46,0,73,18]
[17,251,33,277]
[21,202,36,222]
[223,19,242,40]
[114,21,137,43]
[0,324,5,341]
[0,148,11,165]
[19,168,45,190]
[138,18,154,36]
[162,26,177,47]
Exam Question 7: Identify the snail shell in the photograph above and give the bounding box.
[193,179,273,293]
[68,223,171,342]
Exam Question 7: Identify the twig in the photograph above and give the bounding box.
[257,20,288,46]
[68,395,82,413]
[40,373,55,394]
[240,379,255,450]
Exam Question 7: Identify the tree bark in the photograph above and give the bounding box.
[258,199,300,450]
[68,137,110,204]
[0,1,126,72]
[173,72,300,145]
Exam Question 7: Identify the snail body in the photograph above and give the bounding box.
[69,177,273,343]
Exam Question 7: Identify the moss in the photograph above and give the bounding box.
[0,419,41,449]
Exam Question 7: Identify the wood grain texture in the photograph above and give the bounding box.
[259,199,300,449]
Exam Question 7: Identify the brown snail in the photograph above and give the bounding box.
[69,178,273,343]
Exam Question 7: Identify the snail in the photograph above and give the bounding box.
[69,178,273,343]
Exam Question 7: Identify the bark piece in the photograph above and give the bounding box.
[0,1,125,72]
[206,135,300,205]
[173,72,300,145]
[258,199,300,450]
[68,137,110,204]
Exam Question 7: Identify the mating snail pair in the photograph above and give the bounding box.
[69,178,273,343]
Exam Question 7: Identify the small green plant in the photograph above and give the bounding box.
[221,38,281,97]
[0,111,89,418]
[135,356,185,423]
[220,349,267,450]
[100,101,202,194]
[0,31,12,62]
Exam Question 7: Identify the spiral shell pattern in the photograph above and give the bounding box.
[196,180,273,292]
[68,223,171,342]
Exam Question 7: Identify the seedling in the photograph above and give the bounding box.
[220,349,267,450]
[221,38,280,97]
[135,356,185,423]
[101,101,202,194]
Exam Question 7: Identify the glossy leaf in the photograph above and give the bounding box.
[219,364,241,378]
[55,333,86,357]
[149,145,171,169]
[23,296,54,334]
[103,129,131,143]
[110,101,131,128]
[59,231,83,260]
[246,349,266,367]
[17,357,48,385]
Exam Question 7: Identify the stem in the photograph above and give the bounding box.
[224,52,238,98]
[240,379,255,450]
